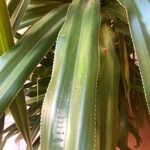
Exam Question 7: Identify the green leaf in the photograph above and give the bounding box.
[97,24,120,150]
[0,1,32,148]
[19,1,62,29]
[8,0,20,16]
[1,123,17,135]
[0,115,5,143]
[0,130,16,149]
[117,33,132,112]
[31,122,40,142]
[29,0,62,9]
[117,0,150,112]
[0,1,12,143]
[0,5,67,116]
[10,0,30,35]
[103,0,127,24]
[26,94,45,105]
[0,0,14,55]
[9,90,32,149]
[118,84,129,150]
[40,0,100,149]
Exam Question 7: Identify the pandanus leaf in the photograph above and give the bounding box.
[19,1,62,29]
[0,5,67,117]
[117,0,150,112]
[97,24,120,150]
[0,1,32,148]
[0,0,14,55]
[40,0,100,149]
[10,0,30,35]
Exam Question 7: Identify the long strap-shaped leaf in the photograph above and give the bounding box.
[0,115,5,143]
[9,90,33,149]
[0,5,67,117]
[0,0,14,55]
[40,0,100,149]
[118,87,129,150]
[8,0,20,16]
[117,0,150,112]
[0,1,33,148]
[10,0,30,35]
[19,1,62,29]
[117,33,132,112]
[97,24,120,150]
[103,0,127,24]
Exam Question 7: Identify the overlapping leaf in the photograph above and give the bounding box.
[8,0,20,16]
[97,24,120,150]
[117,0,150,112]
[9,90,32,149]
[0,5,67,117]
[19,0,63,29]
[1,1,33,148]
[10,0,30,34]
[40,0,100,149]
[0,0,14,55]
[0,115,5,143]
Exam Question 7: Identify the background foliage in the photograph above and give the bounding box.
[0,0,150,149]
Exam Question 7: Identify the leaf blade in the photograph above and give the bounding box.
[117,0,150,112]
[9,90,32,149]
[0,0,14,55]
[40,0,101,149]
[0,5,67,116]
[10,0,30,34]
[97,24,120,150]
